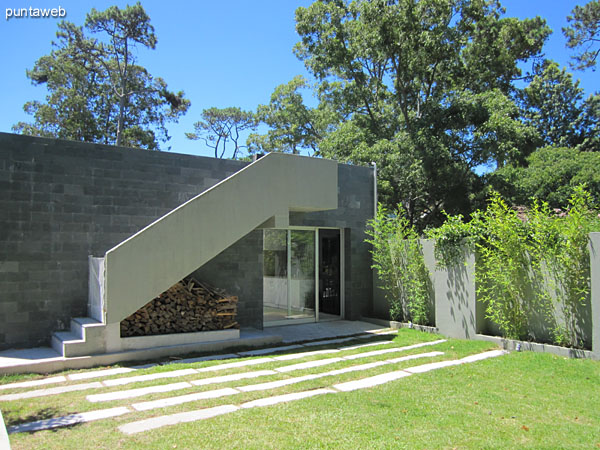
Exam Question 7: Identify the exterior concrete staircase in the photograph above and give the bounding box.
[51,153,338,357]
[52,318,106,358]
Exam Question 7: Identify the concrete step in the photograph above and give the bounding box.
[71,317,105,341]
[52,317,107,358]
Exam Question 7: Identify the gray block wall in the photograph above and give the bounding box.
[291,163,376,321]
[0,133,375,348]
[0,133,247,349]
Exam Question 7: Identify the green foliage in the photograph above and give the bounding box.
[13,3,190,150]
[474,193,544,340]
[365,204,431,324]
[186,107,257,159]
[490,147,600,208]
[519,60,599,151]
[292,0,549,229]
[541,186,598,347]
[247,76,326,155]
[425,212,480,268]
[563,0,600,71]
[430,187,600,346]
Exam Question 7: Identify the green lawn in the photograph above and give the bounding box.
[2,330,599,449]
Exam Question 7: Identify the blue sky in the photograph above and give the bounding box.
[0,1,597,158]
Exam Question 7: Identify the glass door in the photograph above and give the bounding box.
[318,229,341,320]
[263,229,316,326]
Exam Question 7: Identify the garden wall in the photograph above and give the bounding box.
[372,235,600,359]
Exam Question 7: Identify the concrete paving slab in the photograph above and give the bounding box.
[460,350,507,363]
[404,359,463,374]
[120,404,239,435]
[87,382,192,403]
[338,340,394,351]
[302,337,355,347]
[0,382,103,401]
[275,357,344,373]
[190,370,277,387]
[272,349,340,361]
[240,388,336,409]
[164,353,239,365]
[8,407,131,434]
[128,363,157,370]
[333,370,412,392]
[132,388,240,412]
[67,367,136,381]
[102,368,197,387]
[0,375,66,391]
[237,345,304,357]
[342,347,411,360]
[0,410,10,450]
[386,351,445,364]
[237,374,322,392]
[241,351,443,392]
[195,358,273,372]
[272,320,388,343]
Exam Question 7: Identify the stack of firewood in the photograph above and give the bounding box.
[120,276,238,337]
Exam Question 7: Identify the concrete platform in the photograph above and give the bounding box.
[0,320,388,375]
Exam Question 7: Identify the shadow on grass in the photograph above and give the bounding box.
[7,407,59,426]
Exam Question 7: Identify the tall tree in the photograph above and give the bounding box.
[519,60,600,151]
[186,107,257,159]
[288,0,549,227]
[489,146,600,208]
[247,76,325,155]
[564,0,600,71]
[13,3,190,150]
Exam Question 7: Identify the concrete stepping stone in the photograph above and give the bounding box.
[128,363,157,370]
[404,359,462,374]
[8,406,131,434]
[275,357,345,373]
[333,370,412,392]
[238,374,322,392]
[342,347,411,360]
[0,411,9,449]
[302,337,355,347]
[102,369,197,387]
[120,404,239,435]
[190,370,277,387]
[239,351,443,393]
[238,345,304,357]
[386,351,444,364]
[67,367,136,381]
[460,349,507,363]
[87,381,192,403]
[164,353,239,365]
[240,388,336,409]
[0,382,103,401]
[0,375,67,391]
[195,358,273,372]
[338,340,393,351]
[272,349,340,361]
[132,388,239,412]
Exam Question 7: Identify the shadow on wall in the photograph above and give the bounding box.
[372,237,597,353]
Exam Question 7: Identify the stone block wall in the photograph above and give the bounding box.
[291,163,375,320]
[0,133,247,349]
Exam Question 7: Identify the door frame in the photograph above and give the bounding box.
[263,226,344,327]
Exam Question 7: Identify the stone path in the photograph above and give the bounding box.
[2,333,508,437]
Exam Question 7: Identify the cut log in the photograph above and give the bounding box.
[120,276,239,337]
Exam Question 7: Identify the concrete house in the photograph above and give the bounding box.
[0,133,376,359]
